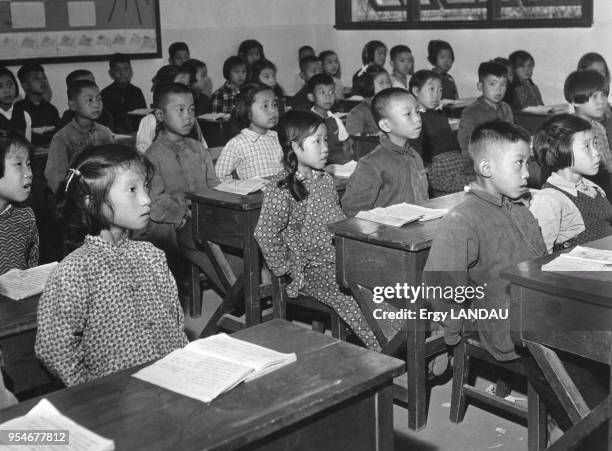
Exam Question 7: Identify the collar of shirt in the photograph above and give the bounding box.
[547,172,603,197]
[241,127,277,143]
[295,169,325,182]
[310,106,326,118]
[0,204,13,218]
[70,117,98,134]
[379,134,417,156]
[0,105,14,120]
[476,96,504,112]
[224,82,240,95]
[467,182,521,209]
[155,132,196,154]
[85,234,131,252]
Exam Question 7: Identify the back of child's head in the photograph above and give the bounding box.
[59,143,153,247]
[307,73,335,94]
[238,39,265,63]
[468,120,530,163]
[0,129,31,178]
[408,69,441,92]
[478,60,508,82]
[168,42,189,59]
[223,56,247,81]
[66,69,94,87]
[577,52,611,85]
[299,55,321,74]
[67,79,98,101]
[564,70,609,103]
[151,65,179,95]
[533,113,591,172]
[177,59,206,86]
[390,45,411,61]
[371,87,414,126]
[277,110,324,201]
[109,52,131,69]
[508,50,534,69]
[427,40,454,66]
[298,45,315,60]
[361,40,387,65]
[232,83,275,129]
[153,81,192,111]
[17,63,44,84]
[352,64,388,98]
[318,50,341,78]
[0,67,19,98]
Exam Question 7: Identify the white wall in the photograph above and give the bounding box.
[12,0,612,110]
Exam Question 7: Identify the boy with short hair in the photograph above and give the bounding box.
[58,70,114,131]
[45,80,113,193]
[291,45,315,95]
[168,41,190,67]
[290,55,323,111]
[564,69,612,171]
[389,45,414,89]
[307,73,351,164]
[423,120,545,361]
[457,61,514,155]
[342,87,428,217]
[101,53,147,134]
[15,63,59,146]
[211,56,248,114]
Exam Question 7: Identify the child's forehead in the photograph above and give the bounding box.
[253,89,275,101]
[164,92,193,106]
[314,83,334,91]
[306,61,322,70]
[386,94,416,112]
[112,61,131,70]
[231,63,247,71]
[423,77,441,86]
[0,74,14,84]
[492,140,530,160]
[482,74,506,83]
[26,70,45,78]
[78,86,100,97]
[394,51,412,60]
[6,143,28,160]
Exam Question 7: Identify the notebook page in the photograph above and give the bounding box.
[213,177,267,195]
[541,255,611,272]
[563,246,612,264]
[0,262,58,300]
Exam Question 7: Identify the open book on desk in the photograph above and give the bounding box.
[325,160,357,178]
[0,262,57,300]
[356,203,449,227]
[213,177,268,195]
[132,333,296,403]
[542,246,612,272]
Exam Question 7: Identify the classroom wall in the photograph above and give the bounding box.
[14,0,612,111]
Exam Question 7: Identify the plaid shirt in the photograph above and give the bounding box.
[215,128,283,181]
[211,82,240,114]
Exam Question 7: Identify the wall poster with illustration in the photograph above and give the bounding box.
[0,0,161,64]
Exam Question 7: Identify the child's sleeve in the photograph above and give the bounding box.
[457,110,475,156]
[211,89,224,113]
[529,190,566,254]
[201,146,221,187]
[44,132,69,194]
[341,159,382,217]
[146,150,188,226]
[26,211,39,268]
[215,139,240,181]
[24,111,32,143]
[135,87,147,109]
[135,114,157,154]
[346,105,364,136]
[35,262,91,386]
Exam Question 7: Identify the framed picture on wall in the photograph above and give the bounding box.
[0,0,161,65]
[335,0,594,29]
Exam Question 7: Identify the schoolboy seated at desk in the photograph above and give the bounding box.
[58,70,114,131]
[342,88,428,218]
[290,55,323,112]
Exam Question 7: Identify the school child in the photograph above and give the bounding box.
[176,59,212,116]
[168,41,190,67]
[423,120,545,362]
[409,70,475,196]
[319,50,344,100]
[389,45,414,89]
[530,114,612,253]
[58,70,114,131]
[458,61,514,155]
[45,80,113,194]
[577,52,612,146]
[215,83,282,181]
[428,40,458,101]
[250,59,286,116]
[564,70,612,172]
[0,67,31,142]
[493,57,514,105]
[307,74,351,165]
[508,50,544,110]
[0,131,37,275]
[101,53,147,134]
[15,63,59,146]
[291,45,315,95]
[238,39,265,67]
[345,65,391,136]
[254,110,389,351]
[290,55,323,111]
[211,56,248,114]
[361,40,387,67]
[342,88,428,217]
[35,143,188,387]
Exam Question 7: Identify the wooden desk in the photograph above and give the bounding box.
[0,295,38,339]
[502,236,612,450]
[197,116,237,147]
[515,110,552,135]
[442,97,477,119]
[328,191,467,431]
[0,320,405,451]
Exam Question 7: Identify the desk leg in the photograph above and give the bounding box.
[375,383,395,451]
[527,381,546,451]
[243,235,261,327]
[199,276,245,338]
[406,317,427,432]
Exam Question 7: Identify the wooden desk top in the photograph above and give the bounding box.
[0,295,39,338]
[329,191,467,252]
[501,235,612,309]
[0,320,404,450]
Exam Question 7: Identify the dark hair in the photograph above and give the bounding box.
[67,79,98,100]
[318,50,341,79]
[468,120,530,161]
[298,45,314,59]
[177,59,206,86]
[361,40,387,65]
[427,40,454,66]
[478,60,508,82]
[408,69,441,94]
[249,59,275,83]
[0,67,19,99]
[299,55,321,74]
[153,82,192,110]
[564,70,609,103]
[307,73,335,94]
[168,41,189,59]
[371,87,413,126]
[222,56,247,81]
[533,114,591,172]
[277,110,324,201]
[509,50,534,70]
[238,39,265,62]
[17,63,44,83]
[65,69,94,87]
[493,57,511,68]
[390,45,411,61]
[58,144,153,247]
[352,64,388,98]
[108,53,131,69]
[0,130,32,178]
[151,65,179,101]
[231,83,275,129]
[578,52,611,85]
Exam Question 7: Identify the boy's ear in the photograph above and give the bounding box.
[154,108,164,122]
[478,158,492,178]
[477,81,484,93]
[290,140,301,154]
[307,93,314,102]
[410,86,420,97]
[378,117,392,134]
[68,99,77,112]
[389,59,396,69]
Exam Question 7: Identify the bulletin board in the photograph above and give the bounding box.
[0,0,161,65]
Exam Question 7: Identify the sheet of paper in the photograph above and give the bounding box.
[127,108,153,115]
[356,208,422,228]
[198,113,230,121]
[213,177,267,195]
[67,1,96,27]
[325,160,357,178]
[563,246,612,264]
[0,262,58,300]
[522,105,553,114]
[10,2,46,28]
[541,255,612,272]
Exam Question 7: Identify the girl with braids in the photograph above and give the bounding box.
[36,143,187,386]
[254,110,399,351]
